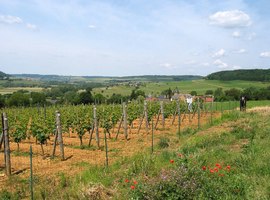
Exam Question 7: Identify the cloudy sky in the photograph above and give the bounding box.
[0,0,270,76]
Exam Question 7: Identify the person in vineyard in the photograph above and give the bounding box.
[240,96,246,111]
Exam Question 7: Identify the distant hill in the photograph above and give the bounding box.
[0,71,10,80]
[206,69,270,81]
[12,74,203,82]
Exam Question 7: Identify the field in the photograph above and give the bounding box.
[0,100,270,199]
[93,79,270,96]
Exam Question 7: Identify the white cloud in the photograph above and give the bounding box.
[0,15,23,24]
[235,48,247,54]
[260,52,270,58]
[160,63,177,69]
[26,23,38,31]
[88,25,96,29]
[209,10,251,28]
[232,65,241,70]
[212,48,225,58]
[232,31,241,38]
[213,59,228,68]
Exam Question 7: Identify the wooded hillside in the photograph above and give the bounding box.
[206,69,270,81]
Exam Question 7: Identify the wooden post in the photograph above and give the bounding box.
[160,101,165,129]
[94,106,100,148]
[0,114,4,149]
[197,98,200,130]
[115,115,123,139]
[56,111,65,161]
[177,100,181,137]
[144,101,149,133]
[123,102,128,140]
[52,129,58,158]
[155,109,161,129]
[30,145,34,200]
[151,118,154,154]
[211,96,214,125]
[3,113,11,176]
[104,130,108,167]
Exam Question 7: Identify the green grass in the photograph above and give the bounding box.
[93,79,270,97]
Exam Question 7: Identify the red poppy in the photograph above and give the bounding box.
[226,165,231,171]
[215,163,222,169]
[124,179,129,183]
[170,159,174,164]
[219,174,225,177]
[214,168,219,172]
[133,181,138,185]
[210,169,215,173]
[130,185,135,190]
[178,153,183,158]
[202,166,207,171]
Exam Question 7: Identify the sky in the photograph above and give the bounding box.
[0,0,270,76]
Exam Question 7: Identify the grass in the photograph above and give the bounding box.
[1,109,270,199]
[93,79,270,97]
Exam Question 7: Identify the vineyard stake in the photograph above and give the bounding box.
[3,113,11,176]
[177,100,181,138]
[30,145,34,200]
[155,109,161,129]
[104,130,109,167]
[160,101,165,129]
[197,98,200,130]
[0,114,4,149]
[211,96,214,125]
[151,118,154,154]
[123,102,128,140]
[94,106,100,148]
[144,101,149,133]
[56,111,65,161]
[115,115,123,140]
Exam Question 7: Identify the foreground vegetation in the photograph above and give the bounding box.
[1,108,269,199]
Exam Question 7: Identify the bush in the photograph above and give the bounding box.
[158,137,170,149]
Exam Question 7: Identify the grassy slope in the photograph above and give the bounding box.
[2,108,269,199]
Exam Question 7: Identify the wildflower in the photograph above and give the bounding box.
[130,185,135,190]
[216,163,222,169]
[124,179,129,183]
[226,165,231,171]
[219,174,225,177]
[202,166,207,171]
[170,159,174,164]
[210,169,215,173]
[178,153,183,158]
[133,181,138,185]
[214,168,219,172]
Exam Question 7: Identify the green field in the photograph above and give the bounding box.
[93,79,270,97]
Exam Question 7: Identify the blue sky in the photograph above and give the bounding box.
[0,0,270,76]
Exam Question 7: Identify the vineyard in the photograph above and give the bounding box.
[0,99,241,198]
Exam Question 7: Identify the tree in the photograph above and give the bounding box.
[94,93,106,104]
[161,88,173,99]
[214,88,225,101]
[31,92,46,105]
[205,90,213,95]
[0,94,5,108]
[130,89,146,100]
[8,92,30,107]
[190,91,197,96]
[224,88,242,100]
[78,90,93,104]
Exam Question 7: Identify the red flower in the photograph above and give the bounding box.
[202,166,207,171]
[124,179,129,183]
[210,169,215,173]
[219,174,225,177]
[178,153,183,158]
[130,185,135,190]
[226,165,231,171]
[133,181,138,185]
[215,163,222,169]
[214,168,219,172]
[170,159,174,164]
